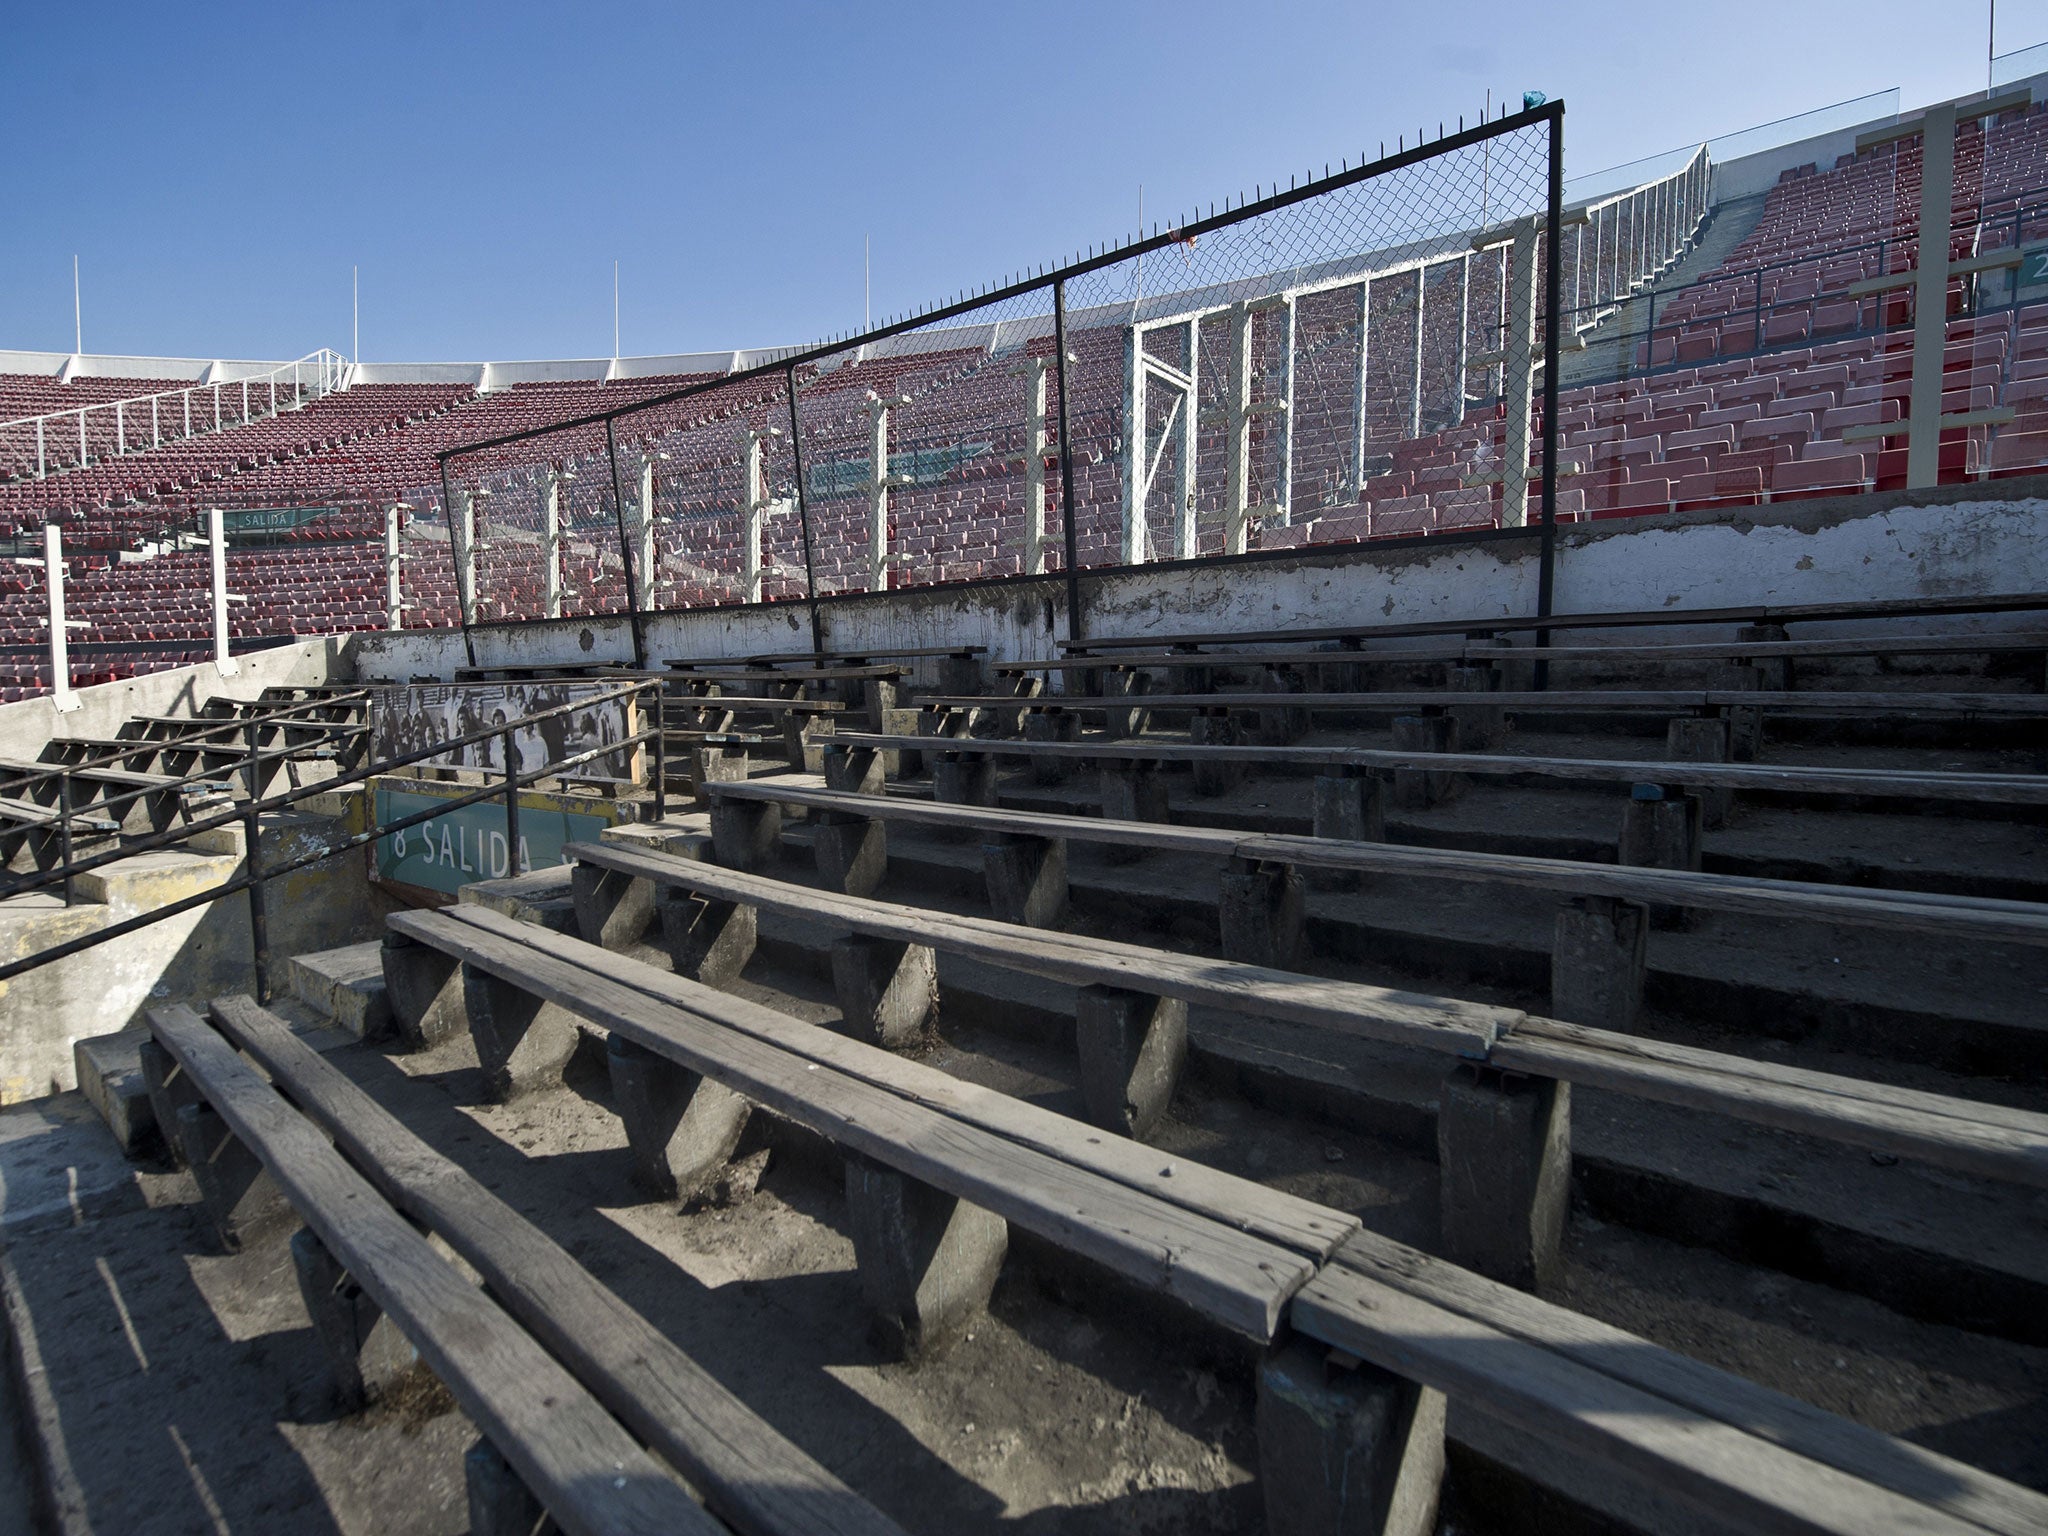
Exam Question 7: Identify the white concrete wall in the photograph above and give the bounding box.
[0,638,343,762]
[342,490,2048,682]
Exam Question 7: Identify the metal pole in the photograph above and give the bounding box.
[244,719,268,1003]
[502,728,521,877]
[782,364,825,654]
[57,772,73,908]
[650,680,667,824]
[604,417,647,668]
[440,461,476,670]
[1053,280,1084,645]
[1535,103,1566,692]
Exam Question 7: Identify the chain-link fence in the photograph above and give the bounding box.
[434,103,1564,652]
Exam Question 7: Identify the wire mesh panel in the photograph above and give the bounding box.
[787,284,1064,595]
[446,417,629,624]
[431,106,1567,636]
[1056,119,1552,565]
[610,372,807,611]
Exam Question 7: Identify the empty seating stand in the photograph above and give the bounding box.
[142,997,911,1536]
[368,874,2048,1534]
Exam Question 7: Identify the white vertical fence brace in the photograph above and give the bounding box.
[541,471,564,620]
[637,457,659,611]
[209,507,240,677]
[45,524,78,713]
[865,394,910,591]
[385,505,405,631]
[739,427,783,604]
[454,490,478,627]
[1009,355,1053,575]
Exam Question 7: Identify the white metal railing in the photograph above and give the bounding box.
[1563,143,1713,335]
[1,350,348,482]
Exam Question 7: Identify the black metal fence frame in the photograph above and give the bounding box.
[435,101,1566,660]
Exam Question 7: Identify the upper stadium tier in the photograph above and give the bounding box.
[2,78,2045,696]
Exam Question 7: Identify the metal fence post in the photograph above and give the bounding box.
[604,417,648,668]
[57,771,73,908]
[244,718,270,1003]
[1053,279,1084,645]
[1535,102,1566,692]
[502,728,521,878]
[783,363,825,654]
[649,680,667,824]
[441,461,477,670]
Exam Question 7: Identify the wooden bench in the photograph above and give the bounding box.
[0,756,189,834]
[699,776,2048,1048]
[198,994,912,1536]
[662,696,845,770]
[827,728,2048,810]
[141,1003,728,1536]
[1000,632,2048,672]
[1056,590,2048,653]
[560,836,2048,1195]
[664,646,983,694]
[375,906,2046,1535]
[383,900,1348,1344]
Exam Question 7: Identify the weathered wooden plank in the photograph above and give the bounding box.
[206,994,912,1536]
[830,731,2048,806]
[566,840,1503,1058]
[144,1005,722,1536]
[1290,1256,1992,1536]
[1321,1230,2048,1536]
[1056,592,2048,651]
[1240,832,2048,948]
[707,780,2048,946]
[995,632,2048,673]
[1490,1027,2048,1191]
[388,909,1313,1339]
[918,689,2048,717]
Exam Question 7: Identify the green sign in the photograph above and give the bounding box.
[2019,247,2048,291]
[373,782,615,895]
[218,505,341,534]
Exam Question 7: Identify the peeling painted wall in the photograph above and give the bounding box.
[345,489,2048,680]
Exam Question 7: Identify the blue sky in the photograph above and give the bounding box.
[2,1,2040,364]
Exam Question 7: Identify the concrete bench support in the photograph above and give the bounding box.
[463,966,580,1102]
[291,1227,417,1412]
[932,753,999,814]
[1256,1335,1446,1536]
[813,812,887,898]
[1220,855,1305,969]
[1737,622,1792,690]
[831,934,937,1048]
[693,741,749,809]
[982,831,1069,927]
[822,742,885,796]
[879,707,923,776]
[655,887,758,988]
[1390,713,1461,808]
[1020,710,1078,784]
[1189,713,1249,795]
[1101,668,1152,738]
[1253,667,1310,746]
[1551,895,1649,1031]
[1099,761,1168,862]
[570,862,656,951]
[1437,1065,1571,1291]
[938,653,984,697]
[1447,660,1505,750]
[844,1154,1008,1359]
[1619,784,1703,927]
[380,930,468,1050]
[465,1438,558,1536]
[710,795,782,870]
[1665,715,1733,827]
[862,677,898,732]
[782,713,833,772]
[138,1036,203,1169]
[176,1101,292,1252]
[1311,770,1386,891]
[607,1033,752,1200]
[1075,984,1188,1140]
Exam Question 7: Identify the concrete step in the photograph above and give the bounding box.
[284,940,392,1040]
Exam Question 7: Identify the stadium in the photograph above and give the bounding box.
[1,9,2046,1534]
